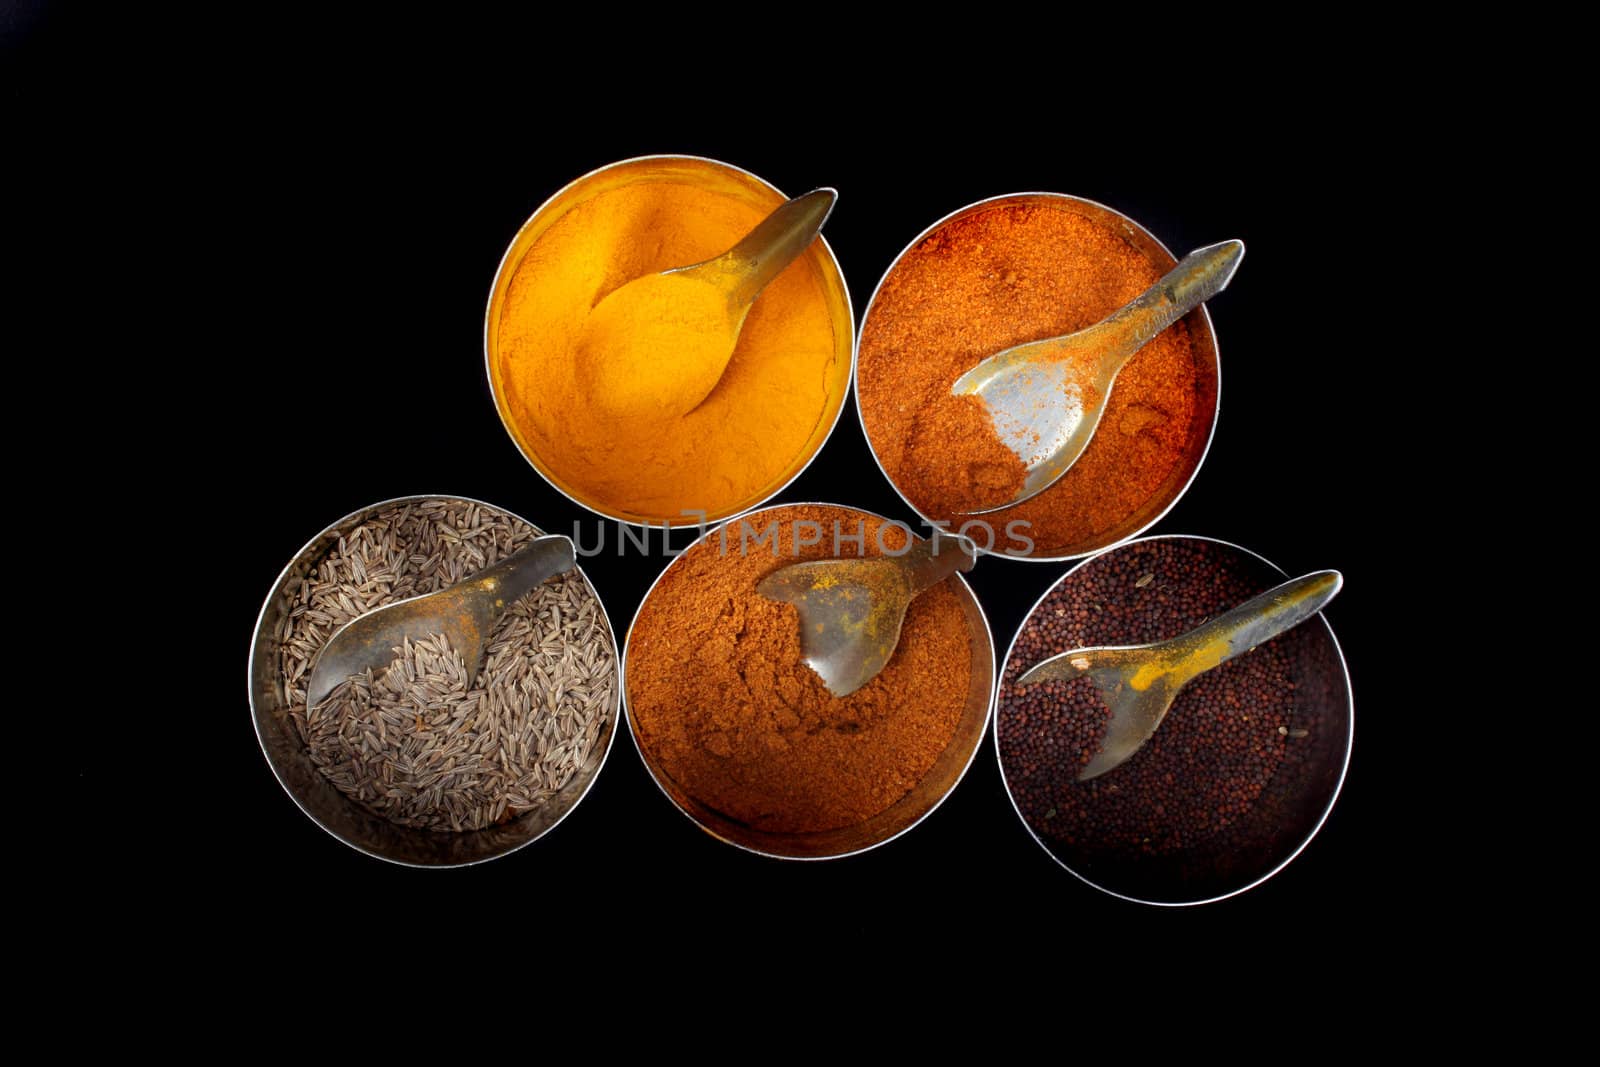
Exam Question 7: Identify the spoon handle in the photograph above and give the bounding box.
[899,531,977,596]
[465,535,577,608]
[717,188,837,307]
[1093,239,1244,376]
[1165,569,1341,687]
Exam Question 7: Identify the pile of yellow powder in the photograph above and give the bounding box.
[491,166,847,522]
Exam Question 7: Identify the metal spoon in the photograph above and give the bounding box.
[305,535,576,709]
[756,532,977,698]
[580,188,837,419]
[951,239,1244,513]
[1015,569,1340,781]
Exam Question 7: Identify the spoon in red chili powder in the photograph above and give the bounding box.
[1016,568,1340,781]
[952,239,1243,512]
[757,532,977,697]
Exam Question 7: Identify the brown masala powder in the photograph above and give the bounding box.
[858,200,1212,557]
[626,505,972,834]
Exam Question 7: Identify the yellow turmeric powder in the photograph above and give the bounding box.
[488,158,851,523]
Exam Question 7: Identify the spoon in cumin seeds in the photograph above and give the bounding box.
[1016,569,1341,781]
[306,535,577,709]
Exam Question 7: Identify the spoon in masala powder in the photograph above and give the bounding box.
[578,187,837,420]
[757,532,977,698]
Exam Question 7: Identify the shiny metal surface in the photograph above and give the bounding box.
[996,535,1354,905]
[673,187,837,306]
[624,503,997,860]
[249,495,620,867]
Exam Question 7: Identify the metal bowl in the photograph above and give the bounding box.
[623,502,996,859]
[854,192,1222,562]
[248,494,621,867]
[995,535,1353,904]
[484,155,856,527]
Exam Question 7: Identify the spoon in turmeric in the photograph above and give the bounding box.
[952,239,1243,513]
[757,531,977,697]
[1014,569,1340,781]
[578,188,837,420]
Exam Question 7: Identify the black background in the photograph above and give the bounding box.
[240,136,1375,918]
[243,124,1382,935]
[15,17,1403,962]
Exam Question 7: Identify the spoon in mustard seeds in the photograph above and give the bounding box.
[1015,569,1340,781]
[305,535,576,709]
[757,532,977,698]
[952,239,1243,513]
[578,188,837,420]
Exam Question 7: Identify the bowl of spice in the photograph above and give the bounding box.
[855,193,1222,560]
[996,535,1352,904]
[485,156,855,525]
[624,503,996,859]
[249,495,620,866]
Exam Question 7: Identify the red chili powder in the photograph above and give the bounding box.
[857,199,1215,557]
[626,505,973,834]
